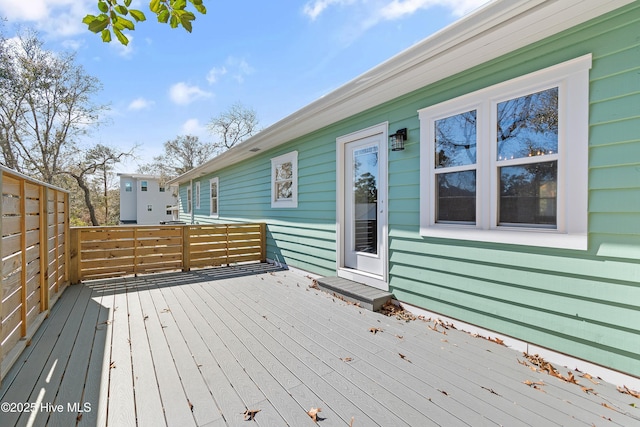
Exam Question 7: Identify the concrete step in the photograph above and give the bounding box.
[315,276,393,312]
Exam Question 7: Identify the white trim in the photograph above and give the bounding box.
[270,151,298,208]
[186,185,192,214]
[336,122,389,291]
[209,177,219,218]
[397,301,640,391]
[418,55,590,250]
[195,181,201,209]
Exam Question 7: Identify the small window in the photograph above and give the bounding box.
[271,151,298,208]
[166,205,172,215]
[147,204,153,212]
[210,177,219,217]
[125,182,132,192]
[186,186,192,213]
[159,186,166,192]
[195,181,201,209]
[141,181,148,191]
[418,55,590,249]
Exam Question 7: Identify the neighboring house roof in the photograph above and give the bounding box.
[168,0,633,185]
[118,173,164,180]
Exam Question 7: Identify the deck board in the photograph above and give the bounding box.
[1,263,639,427]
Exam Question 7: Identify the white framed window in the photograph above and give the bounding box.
[186,185,192,213]
[166,205,172,215]
[210,177,219,217]
[125,182,132,192]
[418,54,590,250]
[195,181,201,209]
[141,180,148,191]
[271,151,298,208]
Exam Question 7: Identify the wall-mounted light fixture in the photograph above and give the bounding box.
[390,128,407,151]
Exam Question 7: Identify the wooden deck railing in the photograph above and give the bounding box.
[1,166,70,378]
[70,223,266,283]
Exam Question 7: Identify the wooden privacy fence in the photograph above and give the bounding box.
[0,167,69,379]
[70,223,266,283]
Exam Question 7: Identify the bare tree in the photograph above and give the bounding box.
[62,144,134,226]
[0,29,106,184]
[207,102,259,154]
[138,134,215,179]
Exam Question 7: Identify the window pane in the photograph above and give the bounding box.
[497,87,558,161]
[211,182,217,197]
[499,161,557,226]
[353,145,378,254]
[275,162,292,181]
[436,171,476,223]
[276,181,292,200]
[435,110,477,168]
[211,198,218,214]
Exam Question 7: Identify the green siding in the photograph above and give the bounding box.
[180,2,640,377]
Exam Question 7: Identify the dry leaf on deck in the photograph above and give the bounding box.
[307,407,322,422]
[581,373,600,384]
[398,353,412,363]
[243,409,261,420]
[349,416,354,426]
[581,387,596,395]
[369,327,383,334]
[340,357,353,362]
[617,385,640,398]
[565,372,579,384]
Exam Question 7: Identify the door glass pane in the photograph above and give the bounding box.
[435,110,477,168]
[499,161,557,227]
[353,145,378,254]
[497,87,558,161]
[436,171,476,223]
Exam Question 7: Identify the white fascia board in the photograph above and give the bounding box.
[169,0,633,185]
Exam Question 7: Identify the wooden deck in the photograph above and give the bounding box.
[1,263,638,426]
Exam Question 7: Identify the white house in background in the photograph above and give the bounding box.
[118,173,177,224]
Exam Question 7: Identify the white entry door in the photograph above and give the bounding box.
[338,124,388,290]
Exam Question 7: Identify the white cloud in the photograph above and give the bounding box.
[207,57,254,85]
[303,0,356,20]
[182,118,206,135]
[206,66,227,84]
[0,0,92,37]
[128,97,154,111]
[168,82,213,105]
[303,0,489,21]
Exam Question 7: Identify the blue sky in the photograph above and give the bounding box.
[0,0,490,172]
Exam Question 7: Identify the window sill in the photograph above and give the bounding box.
[420,226,587,250]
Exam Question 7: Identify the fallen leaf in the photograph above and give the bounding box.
[617,385,640,399]
[492,337,505,346]
[438,389,448,396]
[188,399,194,412]
[581,373,600,384]
[581,387,596,395]
[369,327,383,334]
[565,372,579,384]
[481,386,501,396]
[307,407,322,422]
[110,361,116,369]
[340,357,353,362]
[395,335,404,340]
[243,409,261,420]
[523,380,545,387]
[601,403,617,411]
[398,353,412,363]
[349,416,354,427]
